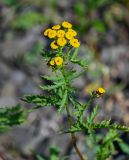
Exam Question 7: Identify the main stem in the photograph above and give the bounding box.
[65,102,85,160]
[60,56,85,160]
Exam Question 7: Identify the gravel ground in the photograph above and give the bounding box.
[0,1,129,159]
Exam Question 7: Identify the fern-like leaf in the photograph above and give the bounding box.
[22,94,60,111]
[58,90,67,112]
[40,82,64,91]
[41,49,57,60]
[42,75,63,81]
[0,104,25,131]
[87,105,99,124]
[65,120,129,134]
[92,121,129,131]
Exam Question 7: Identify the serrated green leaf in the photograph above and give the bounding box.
[87,105,99,124]
[69,96,83,119]
[69,96,83,109]
[40,82,64,91]
[103,129,119,144]
[71,59,88,68]
[0,104,25,132]
[42,75,63,81]
[92,122,129,132]
[97,129,120,160]
[66,120,129,134]
[41,49,57,60]
[68,70,86,81]
[58,90,67,112]
[22,94,60,111]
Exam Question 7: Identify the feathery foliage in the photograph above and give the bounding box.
[0,104,25,132]
[0,21,129,160]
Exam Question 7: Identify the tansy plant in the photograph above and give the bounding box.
[1,21,129,160]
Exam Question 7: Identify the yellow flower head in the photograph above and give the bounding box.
[93,87,105,98]
[50,41,59,50]
[48,29,56,39]
[44,28,52,36]
[65,29,77,40]
[52,25,61,30]
[57,30,65,38]
[68,29,77,36]
[49,58,55,66]
[62,21,72,28]
[97,88,105,94]
[65,31,74,40]
[55,57,63,66]
[57,37,67,47]
[70,38,80,48]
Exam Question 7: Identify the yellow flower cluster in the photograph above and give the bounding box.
[93,87,106,98]
[49,56,63,66]
[43,21,80,49]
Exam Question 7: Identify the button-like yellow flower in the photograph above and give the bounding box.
[97,88,105,94]
[48,30,56,39]
[49,58,55,66]
[54,57,63,66]
[57,30,65,38]
[52,25,61,30]
[44,28,52,36]
[65,31,74,40]
[57,37,67,47]
[50,41,59,49]
[70,38,80,48]
[93,87,105,98]
[62,21,72,28]
[68,29,77,36]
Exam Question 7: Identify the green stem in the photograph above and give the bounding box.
[65,102,85,160]
[61,65,85,160]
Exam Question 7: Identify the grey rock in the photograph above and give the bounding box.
[10,71,26,86]
[0,62,11,78]
[101,45,128,64]
[0,26,43,59]
[0,96,17,106]
[1,82,16,97]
